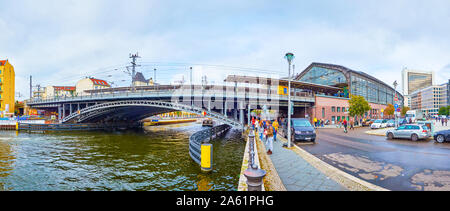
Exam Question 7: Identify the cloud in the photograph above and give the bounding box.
[1,0,450,100]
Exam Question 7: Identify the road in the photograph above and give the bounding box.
[299,127,450,191]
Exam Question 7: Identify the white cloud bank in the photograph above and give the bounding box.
[0,0,449,100]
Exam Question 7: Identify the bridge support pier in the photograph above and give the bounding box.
[240,102,244,125]
[58,105,62,121]
[62,104,66,120]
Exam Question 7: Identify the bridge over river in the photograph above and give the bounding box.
[26,79,325,129]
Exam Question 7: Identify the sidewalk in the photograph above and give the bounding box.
[267,138,347,191]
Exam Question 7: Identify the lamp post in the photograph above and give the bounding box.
[285,52,294,148]
[190,67,193,107]
[393,80,398,128]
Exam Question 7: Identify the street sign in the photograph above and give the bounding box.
[394,104,398,109]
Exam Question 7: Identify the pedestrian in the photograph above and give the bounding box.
[251,117,255,130]
[313,117,318,127]
[272,119,279,142]
[442,118,445,126]
[343,119,348,133]
[445,118,448,126]
[350,119,354,130]
[266,123,274,155]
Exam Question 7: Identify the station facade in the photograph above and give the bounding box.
[295,63,404,123]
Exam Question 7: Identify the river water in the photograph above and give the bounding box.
[0,122,245,191]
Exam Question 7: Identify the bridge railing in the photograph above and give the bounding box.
[189,124,231,169]
[27,85,315,105]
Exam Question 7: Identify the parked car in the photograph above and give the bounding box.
[434,129,450,143]
[370,119,387,129]
[386,124,431,141]
[386,119,395,127]
[281,118,316,142]
[362,119,374,127]
[398,118,407,126]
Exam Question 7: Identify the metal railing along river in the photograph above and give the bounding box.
[26,85,315,105]
[189,124,231,171]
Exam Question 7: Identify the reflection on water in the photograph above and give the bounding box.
[0,123,244,191]
[0,139,15,191]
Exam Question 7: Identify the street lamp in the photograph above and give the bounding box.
[190,67,193,107]
[393,80,398,128]
[284,52,294,148]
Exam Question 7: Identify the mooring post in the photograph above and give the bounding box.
[244,131,266,191]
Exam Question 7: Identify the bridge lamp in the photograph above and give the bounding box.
[284,52,294,148]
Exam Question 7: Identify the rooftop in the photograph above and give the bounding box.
[53,86,76,91]
[90,78,110,86]
[296,62,403,98]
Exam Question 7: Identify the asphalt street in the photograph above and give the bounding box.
[300,127,450,191]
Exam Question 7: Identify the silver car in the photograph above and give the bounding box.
[386,124,431,141]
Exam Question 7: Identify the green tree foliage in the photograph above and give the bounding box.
[384,104,395,117]
[401,106,410,116]
[348,95,371,119]
[438,106,450,116]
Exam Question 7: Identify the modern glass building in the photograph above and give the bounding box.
[295,62,403,106]
[401,68,434,107]
[410,82,449,116]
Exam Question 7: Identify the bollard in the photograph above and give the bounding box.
[244,164,266,191]
[15,122,19,131]
[200,143,213,172]
[244,130,266,191]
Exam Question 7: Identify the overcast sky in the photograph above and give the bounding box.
[1,0,450,100]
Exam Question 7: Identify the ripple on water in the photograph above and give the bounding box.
[0,125,244,191]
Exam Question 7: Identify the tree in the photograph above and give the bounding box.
[384,104,395,118]
[401,106,410,116]
[348,95,371,121]
[439,106,449,116]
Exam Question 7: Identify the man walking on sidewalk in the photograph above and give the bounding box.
[272,119,279,142]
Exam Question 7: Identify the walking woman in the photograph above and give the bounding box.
[266,122,274,155]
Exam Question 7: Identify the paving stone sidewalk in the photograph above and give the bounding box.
[267,138,347,191]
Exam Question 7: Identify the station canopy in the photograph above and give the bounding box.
[224,75,342,94]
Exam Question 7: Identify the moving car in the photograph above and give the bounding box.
[386,124,431,141]
[370,119,387,129]
[434,129,450,143]
[282,118,316,142]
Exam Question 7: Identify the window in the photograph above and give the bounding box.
[293,119,312,127]
[322,108,325,118]
[332,107,335,112]
[332,116,335,121]
[337,107,340,112]
[337,116,341,121]
[342,107,346,112]
[298,66,348,86]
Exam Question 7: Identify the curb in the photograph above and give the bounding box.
[254,132,287,191]
[237,131,265,191]
[279,136,389,191]
[365,131,386,136]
